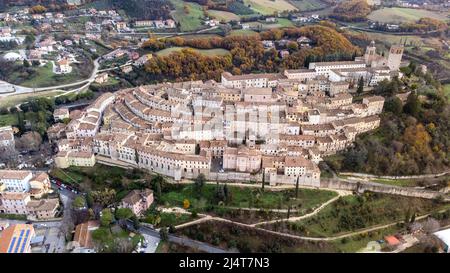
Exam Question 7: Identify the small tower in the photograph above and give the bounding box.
[364,40,377,65]
[387,44,404,71]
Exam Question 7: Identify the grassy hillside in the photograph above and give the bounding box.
[155,46,230,56]
[207,9,240,22]
[170,0,205,32]
[243,0,298,15]
[368,7,448,23]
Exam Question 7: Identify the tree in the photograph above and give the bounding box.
[17,112,25,133]
[159,227,169,241]
[194,173,206,195]
[131,215,141,230]
[331,0,371,22]
[152,175,163,200]
[404,209,411,224]
[100,208,114,227]
[295,176,300,198]
[115,237,133,253]
[402,123,432,156]
[91,188,117,207]
[410,211,416,223]
[73,196,86,209]
[403,92,421,117]
[29,5,47,14]
[357,76,364,94]
[287,41,299,52]
[25,34,35,45]
[15,131,42,152]
[115,208,134,220]
[168,225,176,233]
[261,171,265,192]
[195,144,200,155]
[183,199,190,209]
[384,97,403,115]
[223,184,232,203]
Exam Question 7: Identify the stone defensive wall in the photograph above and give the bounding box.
[321,179,449,201]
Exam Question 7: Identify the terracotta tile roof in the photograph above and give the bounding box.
[0,170,32,180]
[73,221,100,249]
[122,189,153,205]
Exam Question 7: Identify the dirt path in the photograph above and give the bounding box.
[251,193,344,227]
[170,206,448,243]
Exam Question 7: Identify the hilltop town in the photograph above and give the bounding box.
[52,41,397,186]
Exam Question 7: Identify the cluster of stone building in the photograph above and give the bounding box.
[51,42,398,187]
[0,170,59,220]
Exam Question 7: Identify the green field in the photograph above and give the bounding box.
[0,90,64,108]
[0,214,27,221]
[159,184,337,212]
[170,0,205,32]
[7,62,88,88]
[143,211,198,228]
[245,18,294,30]
[290,0,327,11]
[207,9,241,22]
[369,178,420,187]
[263,193,448,238]
[9,62,54,87]
[349,29,424,46]
[0,114,18,127]
[367,8,449,23]
[50,167,87,185]
[155,47,230,57]
[229,29,259,36]
[244,0,298,14]
[179,34,223,40]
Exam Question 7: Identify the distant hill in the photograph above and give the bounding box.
[331,0,371,22]
[0,0,87,11]
[1,0,71,7]
[0,0,174,20]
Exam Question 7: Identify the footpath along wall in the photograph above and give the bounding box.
[338,171,450,180]
[321,179,449,201]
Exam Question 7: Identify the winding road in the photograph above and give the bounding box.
[136,222,234,253]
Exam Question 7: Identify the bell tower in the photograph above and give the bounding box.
[364,41,377,65]
[387,44,404,71]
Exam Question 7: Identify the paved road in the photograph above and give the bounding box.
[113,26,219,36]
[140,233,160,253]
[137,223,234,253]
